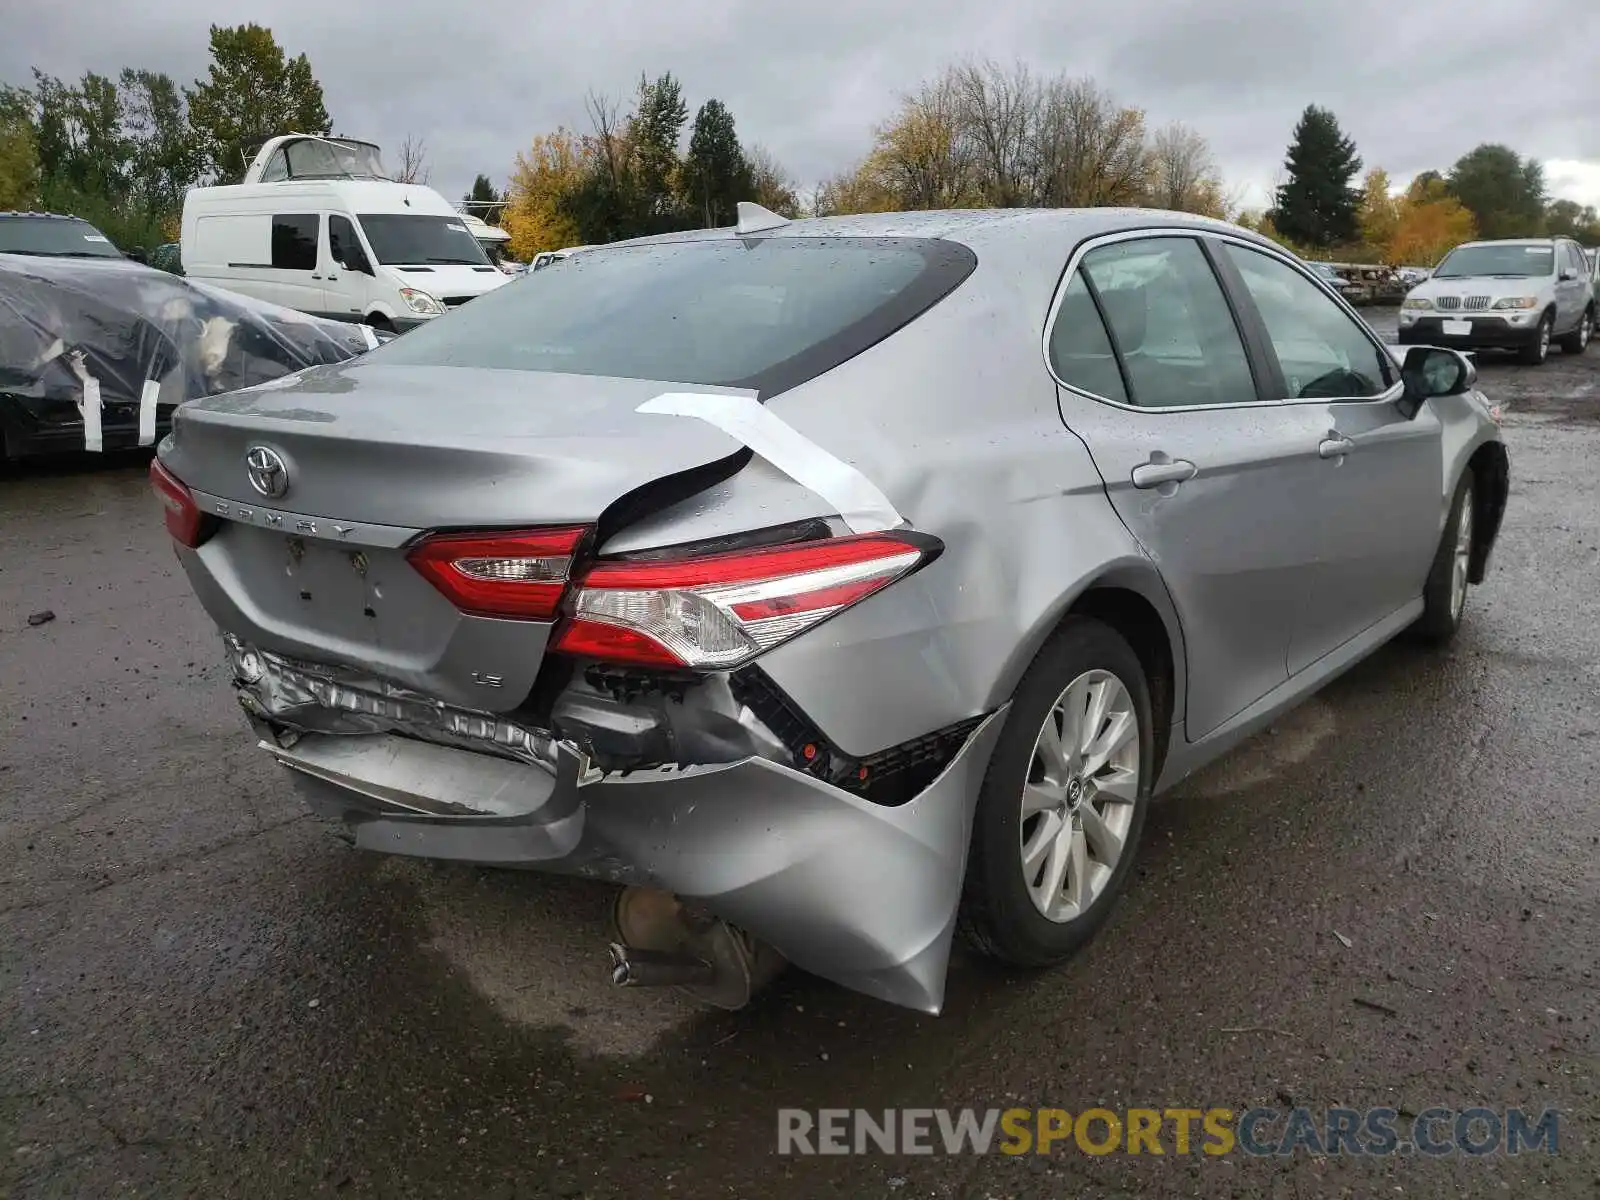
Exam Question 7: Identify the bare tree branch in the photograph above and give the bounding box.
[395,134,431,185]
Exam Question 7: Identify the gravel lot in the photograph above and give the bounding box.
[3,310,1597,1198]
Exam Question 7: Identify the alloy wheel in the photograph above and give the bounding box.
[1019,669,1141,923]
[1451,487,1474,622]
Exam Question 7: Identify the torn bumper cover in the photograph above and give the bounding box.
[234,642,1004,1013]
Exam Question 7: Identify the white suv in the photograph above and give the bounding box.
[1397,237,1594,365]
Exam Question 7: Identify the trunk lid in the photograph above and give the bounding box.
[162,363,748,527]
[163,363,753,712]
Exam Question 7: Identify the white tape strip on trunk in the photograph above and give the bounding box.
[138,380,160,446]
[637,392,903,534]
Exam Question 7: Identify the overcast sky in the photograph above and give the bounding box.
[7,0,1599,214]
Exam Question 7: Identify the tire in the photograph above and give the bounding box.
[366,314,396,334]
[1559,307,1594,355]
[1414,469,1475,644]
[959,617,1155,967]
[1519,312,1553,365]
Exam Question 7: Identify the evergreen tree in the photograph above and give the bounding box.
[682,99,752,227]
[1270,105,1362,249]
[462,173,504,224]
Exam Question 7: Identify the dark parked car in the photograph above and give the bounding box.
[1,253,375,460]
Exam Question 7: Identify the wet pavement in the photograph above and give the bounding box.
[3,311,1597,1198]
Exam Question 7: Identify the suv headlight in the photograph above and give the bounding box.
[1491,297,1538,310]
[1401,297,1434,310]
[400,287,445,316]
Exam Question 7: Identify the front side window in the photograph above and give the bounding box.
[356,215,489,266]
[1223,244,1391,399]
[1077,236,1256,408]
[270,214,318,271]
[328,215,368,272]
[371,236,977,398]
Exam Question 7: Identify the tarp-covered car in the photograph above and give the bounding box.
[1,254,377,460]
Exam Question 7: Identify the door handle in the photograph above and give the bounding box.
[311,274,323,280]
[1318,435,1355,459]
[1131,458,1197,489]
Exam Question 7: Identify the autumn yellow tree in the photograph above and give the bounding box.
[501,129,590,259]
[1386,194,1477,266]
[1357,168,1400,255]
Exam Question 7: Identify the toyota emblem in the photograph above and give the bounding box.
[244,445,289,499]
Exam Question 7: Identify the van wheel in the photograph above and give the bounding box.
[1559,307,1593,355]
[366,315,395,334]
[959,618,1153,967]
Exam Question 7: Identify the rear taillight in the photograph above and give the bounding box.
[551,532,937,669]
[407,526,588,620]
[149,457,208,548]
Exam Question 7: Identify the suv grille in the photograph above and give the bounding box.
[1464,296,1491,311]
[1436,296,1461,310]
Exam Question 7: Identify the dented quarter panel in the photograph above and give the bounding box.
[747,229,1183,757]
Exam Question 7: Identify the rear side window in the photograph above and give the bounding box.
[371,237,978,397]
[271,215,318,271]
[1048,273,1128,404]
[1078,237,1256,409]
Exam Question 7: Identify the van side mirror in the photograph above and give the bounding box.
[1397,345,1474,420]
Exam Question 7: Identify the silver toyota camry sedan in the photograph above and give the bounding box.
[152,205,1509,1014]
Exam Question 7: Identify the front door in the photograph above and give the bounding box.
[1218,241,1443,672]
[1047,233,1329,739]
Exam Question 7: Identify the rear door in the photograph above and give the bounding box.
[1558,241,1589,330]
[1047,232,1329,740]
[1218,240,1441,672]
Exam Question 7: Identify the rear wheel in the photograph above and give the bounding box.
[960,618,1153,967]
[1414,469,1475,644]
[1519,312,1553,365]
[1559,307,1593,355]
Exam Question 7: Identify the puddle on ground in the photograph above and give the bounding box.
[378,857,703,1057]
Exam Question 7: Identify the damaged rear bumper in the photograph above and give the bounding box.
[244,655,1004,1014]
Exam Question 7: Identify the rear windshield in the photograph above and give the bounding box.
[357,214,489,266]
[0,216,123,259]
[1433,244,1553,279]
[369,236,977,396]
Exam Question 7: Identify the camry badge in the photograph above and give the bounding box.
[244,445,289,499]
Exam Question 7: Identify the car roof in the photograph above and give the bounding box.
[0,211,98,221]
[1454,237,1558,248]
[609,207,1259,252]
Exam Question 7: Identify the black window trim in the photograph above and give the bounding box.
[1042,225,1405,413]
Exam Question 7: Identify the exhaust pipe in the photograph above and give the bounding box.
[608,943,718,988]
[607,886,787,1009]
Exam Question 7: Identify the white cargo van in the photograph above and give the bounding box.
[180,135,508,332]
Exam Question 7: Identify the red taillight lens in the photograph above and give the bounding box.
[149,457,207,548]
[407,526,588,620]
[551,532,935,669]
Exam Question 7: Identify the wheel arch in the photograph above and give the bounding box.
[989,562,1185,781]
[1465,441,1509,584]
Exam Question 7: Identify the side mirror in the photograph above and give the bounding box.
[1398,345,1474,419]
[1559,268,1578,282]
[125,247,149,264]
